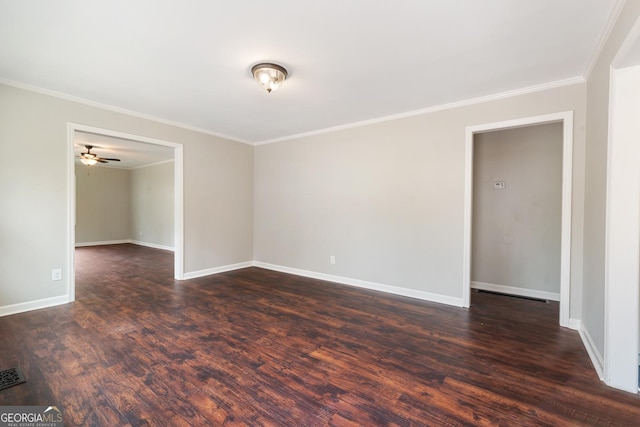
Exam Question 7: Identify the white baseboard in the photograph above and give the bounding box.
[579,322,605,381]
[75,239,130,247]
[129,240,174,252]
[76,239,174,252]
[0,295,70,317]
[471,281,560,301]
[568,318,581,331]
[253,261,464,307]
[182,261,254,280]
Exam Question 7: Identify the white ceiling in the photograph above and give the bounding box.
[74,131,174,169]
[0,0,620,144]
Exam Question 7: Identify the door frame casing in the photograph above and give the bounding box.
[603,14,640,392]
[462,111,574,328]
[67,123,184,302]
[604,65,640,393]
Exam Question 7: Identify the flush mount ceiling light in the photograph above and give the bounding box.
[251,63,288,93]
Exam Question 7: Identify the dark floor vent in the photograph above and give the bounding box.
[475,289,549,303]
[0,367,26,391]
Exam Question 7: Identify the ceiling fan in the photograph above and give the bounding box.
[78,145,121,166]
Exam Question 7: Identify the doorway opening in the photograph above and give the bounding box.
[463,112,574,328]
[471,122,563,304]
[66,123,184,302]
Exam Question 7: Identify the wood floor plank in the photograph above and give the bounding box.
[1,243,639,426]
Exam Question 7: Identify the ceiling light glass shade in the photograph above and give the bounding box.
[251,63,288,93]
[81,157,97,166]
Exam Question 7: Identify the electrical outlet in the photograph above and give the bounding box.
[51,268,62,281]
[330,255,336,265]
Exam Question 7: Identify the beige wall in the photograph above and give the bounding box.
[472,123,562,295]
[582,1,640,359]
[75,165,131,243]
[254,83,586,312]
[0,83,253,308]
[75,160,175,249]
[131,161,174,248]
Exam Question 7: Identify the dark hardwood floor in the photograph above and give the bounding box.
[1,244,639,426]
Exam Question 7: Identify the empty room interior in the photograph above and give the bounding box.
[1,1,640,425]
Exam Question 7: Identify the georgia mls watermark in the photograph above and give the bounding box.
[0,406,63,427]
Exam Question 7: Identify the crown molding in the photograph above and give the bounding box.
[583,0,627,80]
[2,75,586,148]
[254,76,585,145]
[0,78,252,146]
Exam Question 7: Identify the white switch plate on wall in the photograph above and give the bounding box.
[493,181,506,190]
[51,268,62,281]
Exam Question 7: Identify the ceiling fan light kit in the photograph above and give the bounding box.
[80,157,97,166]
[251,63,288,93]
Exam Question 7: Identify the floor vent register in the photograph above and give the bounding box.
[0,367,26,391]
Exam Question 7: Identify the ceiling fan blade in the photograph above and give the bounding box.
[100,158,121,161]
[97,159,109,163]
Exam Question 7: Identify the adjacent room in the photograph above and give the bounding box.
[1,1,640,425]
[74,131,176,252]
